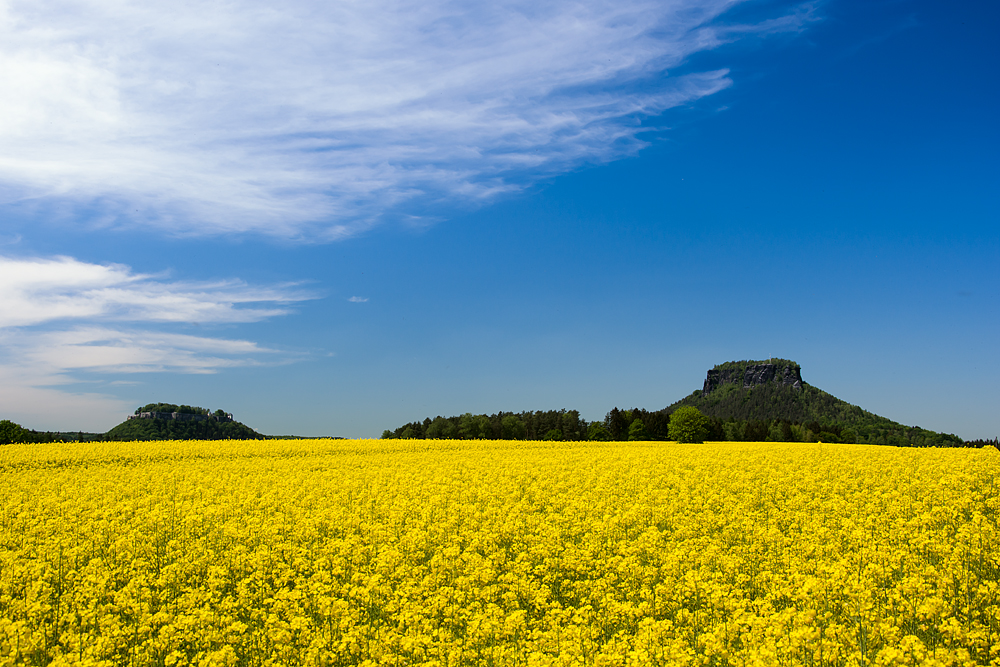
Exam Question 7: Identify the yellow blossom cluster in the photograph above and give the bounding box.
[0,439,997,666]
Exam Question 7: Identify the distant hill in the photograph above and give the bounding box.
[667,360,963,447]
[380,359,970,446]
[105,403,263,441]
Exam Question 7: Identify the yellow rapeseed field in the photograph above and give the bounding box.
[0,439,997,666]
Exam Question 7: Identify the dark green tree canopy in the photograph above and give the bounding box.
[668,407,710,444]
[106,418,261,441]
[587,423,611,441]
[628,419,649,441]
[135,403,216,416]
[0,420,30,445]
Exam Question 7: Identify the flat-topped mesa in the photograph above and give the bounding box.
[703,361,803,394]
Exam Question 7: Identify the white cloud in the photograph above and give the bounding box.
[0,255,312,328]
[0,254,315,429]
[348,296,369,303]
[11,327,280,375]
[0,326,290,430]
[0,0,811,239]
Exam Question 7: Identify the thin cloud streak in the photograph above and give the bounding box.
[4,327,281,376]
[0,256,315,328]
[0,0,811,239]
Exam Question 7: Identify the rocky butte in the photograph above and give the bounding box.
[703,362,803,394]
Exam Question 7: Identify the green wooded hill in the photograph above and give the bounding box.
[381,359,971,446]
[105,418,262,441]
[105,403,262,441]
[667,360,963,447]
[105,419,262,441]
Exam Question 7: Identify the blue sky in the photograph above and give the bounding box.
[1,0,997,439]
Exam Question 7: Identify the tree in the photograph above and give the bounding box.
[425,417,450,439]
[606,408,628,441]
[743,420,769,442]
[0,419,31,445]
[780,420,794,442]
[587,423,611,441]
[473,414,492,439]
[668,407,710,443]
[458,413,476,439]
[628,419,649,441]
[459,413,491,440]
[561,410,582,440]
[500,415,526,440]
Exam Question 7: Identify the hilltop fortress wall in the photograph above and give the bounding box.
[127,412,233,423]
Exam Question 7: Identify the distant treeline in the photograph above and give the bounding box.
[382,408,978,447]
[382,410,590,442]
[0,420,103,444]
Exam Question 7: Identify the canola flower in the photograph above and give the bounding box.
[0,439,997,666]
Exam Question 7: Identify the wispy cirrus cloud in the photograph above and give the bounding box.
[0,255,311,328]
[0,0,814,240]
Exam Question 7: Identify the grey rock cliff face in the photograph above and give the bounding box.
[703,363,803,394]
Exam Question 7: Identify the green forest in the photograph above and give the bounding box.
[0,404,987,446]
[381,406,969,447]
[381,366,972,447]
[0,420,79,445]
